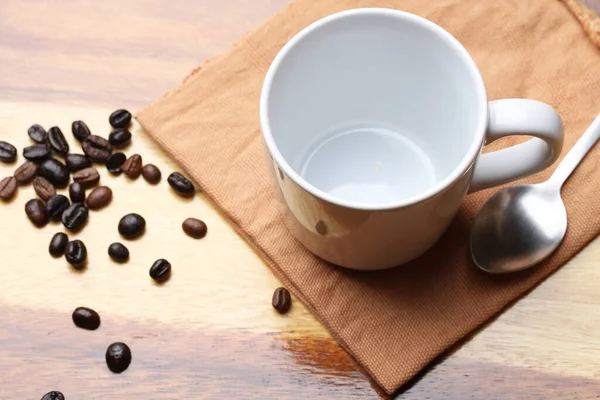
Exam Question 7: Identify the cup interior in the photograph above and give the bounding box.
[262,9,487,209]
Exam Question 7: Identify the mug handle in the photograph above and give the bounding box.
[468,98,564,193]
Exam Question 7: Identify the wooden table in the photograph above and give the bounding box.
[1,1,600,398]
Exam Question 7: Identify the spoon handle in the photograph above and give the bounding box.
[547,113,600,190]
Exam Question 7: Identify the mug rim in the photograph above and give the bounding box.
[259,7,488,211]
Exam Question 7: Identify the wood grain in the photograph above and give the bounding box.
[1,1,600,399]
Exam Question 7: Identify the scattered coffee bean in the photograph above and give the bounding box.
[272,287,292,314]
[149,258,171,283]
[14,161,38,184]
[141,164,161,184]
[108,242,129,262]
[40,158,70,188]
[23,144,51,162]
[72,306,101,330]
[72,167,99,189]
[167,172,195,196]
[105,152,126,175]
[0,176,17,201]
[65,153,92,172]
[33,176,56,201]
[109,109,132,128]
[45,194,70,221]
[25,199,48,227]
[118,213,146,238]
[28,124,48,144]
[40,391,65,400]
[105,342,132,373]
[182,218,207,239]
[69,182,86,203]
[86,186,112,210]
[61,203,89,231]
[122,154,142,179]
[108,128,132,147]
[65,239,87,267]
[48,126,69,155]
[0,141,17,163]
[82,135,112,163]
[71,120,91,142]
[49,232,69,257]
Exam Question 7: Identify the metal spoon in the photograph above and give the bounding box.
[471,113,600,274]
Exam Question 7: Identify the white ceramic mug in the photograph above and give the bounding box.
[259,8,564,270]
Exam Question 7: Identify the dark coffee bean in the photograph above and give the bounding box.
[65,153,92,172]
[69,182,86,203]
[72,167,99,189]
[14,161,38,184]
[182,218,207,239]
[118,213,145,239]
[167,172,195,196]
[61,203,88,232]
[25,199,48,227]
[33,177,56,201]
[108,128,132,147]
[106,342,132,373]
[0,141,17,163]
[40,158,70,188]
[86,186,112,210]
[41,391,65,400]
[23,144,51,162]
[105,152,126,175]
[72,306,101,330]
[48,126,69,155]
[28,124,48,144]
[0,176,17,201]
[82,135,112,163]
[45,194,70,221]
[149,259,171,283]
[141,164,161,184]
[49,232,68,257]
[108,242,129,262]
[71,120,91,142]
[122,154,142,179]
[272,287,292,314]
[109,109,132,128]
[65,239,87,267]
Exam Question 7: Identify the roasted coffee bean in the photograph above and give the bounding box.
[71,120,91,142]
[45,194,70,221]
[82,135,112,163]
[72,167,99,189]
[23,144,51,162]
[65,153,92,172]
[48,126,69,155]
[167,172,195,196]
[141,164,161,184]
[41,391,65,400]
[65,239,87,267]
[182,218,207,239]
[108,242,129,262]
[0,176,17,201]
[272,287,292,314]
[109,109,132,128]
[40,158,70,188]
[0,141,17,163]
[105,152,126,175]
[14,161,38,184]
[28,124,48,144]
[69,182,86,203]
[149,259,171,283]
[33,177,56,201]
[72,306,101,330]
[105,342,132,373]
[61,203,89,231]
[118,213,145,238]
[49,232,68,257]
[25,199,48,227]
[108,128,132,147]
[86,186,112,210]
[122,154,142,179]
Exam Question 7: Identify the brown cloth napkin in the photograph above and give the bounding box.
[136,0,600,395]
